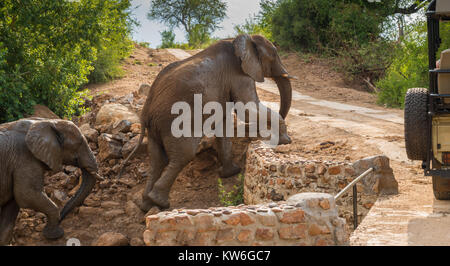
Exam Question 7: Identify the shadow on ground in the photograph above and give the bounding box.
[408,198,450,246]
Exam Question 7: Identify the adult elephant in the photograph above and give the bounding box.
[121,34,294,211]
[0,118,100,245]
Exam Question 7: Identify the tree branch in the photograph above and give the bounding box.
[393,0,428,15]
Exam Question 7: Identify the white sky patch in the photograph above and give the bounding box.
[130,0,261,48]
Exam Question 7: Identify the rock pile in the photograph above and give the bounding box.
[13,92,152,246]
[76,94,148,180]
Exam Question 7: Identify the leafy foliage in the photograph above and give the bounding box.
[159,30,176,49]
[234,0,278,41]
[334,40,397,83]
[263,0,429,85]
[0,0,134,122]
[270,0,390,52]
[87,0,135,83]
[138,42,151,48]
[0,44,34,122]
[148,0,227,47]
[158,29,220,50]
[234,16,273,41]
[218,174,244,207]
[377,20,450,108]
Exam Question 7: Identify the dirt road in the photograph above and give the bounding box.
[167,48,450,246]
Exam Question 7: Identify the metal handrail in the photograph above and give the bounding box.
[334,167,375,229]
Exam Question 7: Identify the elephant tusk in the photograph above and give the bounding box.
[281,74,298,80]
[93,173,105,181]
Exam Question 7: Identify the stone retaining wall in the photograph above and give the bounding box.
[143,193,348,246]
[244,141,398,225]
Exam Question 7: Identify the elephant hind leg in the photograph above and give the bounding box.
[0,199,19,246]
[140,137,168,212]
[148,138,199,209]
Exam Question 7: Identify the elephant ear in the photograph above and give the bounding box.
[25,121,63,172]
[233,34,264,82]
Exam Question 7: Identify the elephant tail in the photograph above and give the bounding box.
[118,125,146,178]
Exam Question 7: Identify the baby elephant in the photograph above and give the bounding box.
[0,118,99,245]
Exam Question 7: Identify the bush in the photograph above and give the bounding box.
[0,44,34,122]
[218,174,244,207]
[233,0,278,41]
[0,0,134,123]
[272,0,333,51]
[376,21,429,107]
[158,29,220,50]
[234,16,274,41]
[138,42,151,48]
[270,0,386,52]
[88,0,135,83]
[159,30,176,49]
[89,38,134,83]
[334,39,397,83]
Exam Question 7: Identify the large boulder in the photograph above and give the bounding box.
[95,103,139,128]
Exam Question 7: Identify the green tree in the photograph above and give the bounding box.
[87,0,135,83]
[268,0,428,51]
[159,30,176,48]
[262,0,428,84]
[0,0,134,123]
[377,19,450,108]
[234,0,279,41]
[147,0,227,47]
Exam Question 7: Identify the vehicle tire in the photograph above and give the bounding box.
[433,175,450,200]
[404,88,429,160]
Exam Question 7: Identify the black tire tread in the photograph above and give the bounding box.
[404,88,429,160]
[433,175,450,200]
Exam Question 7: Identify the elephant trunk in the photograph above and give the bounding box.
[273,76,292,119]
[59,168,96,222]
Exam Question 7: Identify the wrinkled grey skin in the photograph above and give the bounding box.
[121,34,293,211]
[0,118,98,245]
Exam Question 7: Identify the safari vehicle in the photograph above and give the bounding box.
[405,0,450,200]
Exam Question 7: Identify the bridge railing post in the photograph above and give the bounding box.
[334,167,375,229]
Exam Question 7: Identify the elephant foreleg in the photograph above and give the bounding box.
[13,167,63,240]
[215,137,241,178]
[0,200,19,246]
[17,191,63,239]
